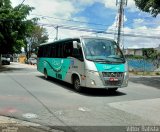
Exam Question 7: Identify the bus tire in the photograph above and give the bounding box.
[73,76,82,92]
[44,69,48,80]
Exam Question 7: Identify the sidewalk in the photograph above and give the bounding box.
[0,62,36,72]
[11,62,37,69]
[0,116,54,132]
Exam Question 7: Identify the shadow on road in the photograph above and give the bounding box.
[37,75,126,97]
[129,77,160,89]
[0,65,26,72]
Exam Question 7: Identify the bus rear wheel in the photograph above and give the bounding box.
[73,76,82,92]
[44,69,48,80]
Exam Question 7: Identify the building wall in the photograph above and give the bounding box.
[124,49,143,56]
[134,49,143,56]
[124,49,135,55]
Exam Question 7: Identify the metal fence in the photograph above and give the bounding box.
[127,59,160,72]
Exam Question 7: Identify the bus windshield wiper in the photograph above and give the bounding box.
[92,58,113,63]
[107,56,125,62]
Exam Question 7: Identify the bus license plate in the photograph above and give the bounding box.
[109,77,118,82]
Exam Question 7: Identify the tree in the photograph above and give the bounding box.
[26,25,48,57]
[143,48,160,68]
[134,0,160,17]
[28,25,48,51]
[0,0,36,54]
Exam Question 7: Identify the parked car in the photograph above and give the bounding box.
[1,54,11,65]
[27,57,37,65]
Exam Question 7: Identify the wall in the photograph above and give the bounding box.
[128,59,157,72]
[134,49,143,56]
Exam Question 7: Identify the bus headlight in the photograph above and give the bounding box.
[87,70,99,86]
[124,72,129,78]
[123,72,129,85]
[91,80,96,85]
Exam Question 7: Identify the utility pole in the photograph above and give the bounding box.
[55,26,59,40]
[116,0,127,47]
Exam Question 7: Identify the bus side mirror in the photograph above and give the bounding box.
[73,41,78,49]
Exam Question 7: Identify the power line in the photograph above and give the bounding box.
[38,22,106,31]
[1,17,160,32]
[0,17,160,35]
[0,17,160,39]
[30,14,110,27]
[15,0,26,10]
[20,0,26,5]
[37,22,160,39]
[109,28,160,32]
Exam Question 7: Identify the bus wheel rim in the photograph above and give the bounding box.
[44,71,47,79]
[75,79,80,89]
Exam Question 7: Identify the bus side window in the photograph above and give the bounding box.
[38,47,43,57]
[58,43,64,58]
[50,45,56,58]
[46,45,51,57]
[43,46,47,57]
[63,42,73,58]
[73,44,84,61]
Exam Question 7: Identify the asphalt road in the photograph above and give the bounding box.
[0,62,160,132]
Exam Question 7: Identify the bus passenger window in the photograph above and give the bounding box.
[50,45,56,57]
[38,47,43,57]
[63,42,73,58]
[73,45,84,61]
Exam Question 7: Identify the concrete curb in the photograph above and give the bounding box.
[0,116,55,132]
[129,75,160,78]
[0,116,40,125]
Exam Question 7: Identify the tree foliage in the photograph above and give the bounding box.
[143,48,160,68]
[25,25,48,57]
[0,0,36,54]
[27,25,48,50]
[134,0,160,17]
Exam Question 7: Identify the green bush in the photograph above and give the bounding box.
[155,72,160,75]
[125,55,144,59]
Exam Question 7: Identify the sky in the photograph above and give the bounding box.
[11,0,160,49]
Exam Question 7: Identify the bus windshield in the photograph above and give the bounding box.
[82,38,125,63]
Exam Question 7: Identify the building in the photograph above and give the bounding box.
[124,48,143,56]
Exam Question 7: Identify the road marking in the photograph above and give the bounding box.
[55,111,63,115]
[22,113,38,119]
[78,107,90,112]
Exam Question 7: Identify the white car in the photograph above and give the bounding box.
[27,58,37,65]
[2,54,10,65]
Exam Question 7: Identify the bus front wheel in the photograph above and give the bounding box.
[44,69,48,80]
[73,76,82,92]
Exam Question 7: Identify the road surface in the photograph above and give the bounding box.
[0,62,160,132]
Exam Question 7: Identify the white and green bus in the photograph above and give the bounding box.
[37,36,129,92]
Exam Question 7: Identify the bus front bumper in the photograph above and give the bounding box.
[85,71,129,89]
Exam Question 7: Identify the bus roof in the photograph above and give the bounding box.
[39,37,79,46]
[39,36,115,47]
[80,36,115,41]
